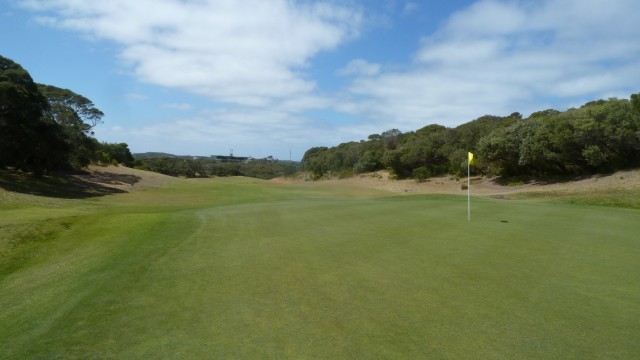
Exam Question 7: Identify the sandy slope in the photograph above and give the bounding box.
[81,165,640,197]
[272,169,640,196]
[73,165,178,191]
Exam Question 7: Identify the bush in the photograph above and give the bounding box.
[582,145,608,169]
[338,168,354,179]
[413,166,431,183]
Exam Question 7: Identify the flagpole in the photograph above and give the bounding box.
[467,160,470,222]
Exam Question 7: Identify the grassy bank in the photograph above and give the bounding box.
[514,188,640,209]
[1,176,639,358]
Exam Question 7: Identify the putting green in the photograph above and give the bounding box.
[1,177,639,358]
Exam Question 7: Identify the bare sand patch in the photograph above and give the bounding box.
[271,169,640,197]
[74,165,178,192]
[79,165,640,197]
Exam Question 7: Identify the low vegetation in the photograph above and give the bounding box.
[133,155,299,179]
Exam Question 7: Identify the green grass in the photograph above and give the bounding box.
[514,188,640,209]
[1,176,639,358]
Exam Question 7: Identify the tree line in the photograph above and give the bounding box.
[5,53,638,182]
[0,55,134,175]
[134,155,299,179]
[302,95,640,180]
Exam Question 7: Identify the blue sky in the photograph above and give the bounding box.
[2,0,639,160]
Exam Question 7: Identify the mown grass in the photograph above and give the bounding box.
[1,176,639,358]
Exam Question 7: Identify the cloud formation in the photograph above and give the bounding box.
[18,0,640,158]
[23,0,364,106]
[98,106,370,158]
[345,0,640,128]
[338,59,381,77]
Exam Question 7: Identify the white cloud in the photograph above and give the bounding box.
[21,0,364,107]
[416,38,506,64]
[95,108,363,159]
[19,0,640,158]
[341,0,640,129]
[338,59,381,77]
[444,0,526,36]
[277,95,332,113]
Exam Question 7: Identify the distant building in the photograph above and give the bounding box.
[211,155,253,163]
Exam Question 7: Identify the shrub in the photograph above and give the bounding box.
[413,166,431,183]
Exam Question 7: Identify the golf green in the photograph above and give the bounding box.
[1,177,639,358]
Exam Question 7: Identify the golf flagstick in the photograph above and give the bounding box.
[468,152,473,222]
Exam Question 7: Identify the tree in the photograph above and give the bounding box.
[632,93,640,114]
[301,93,640,180]
[37,84,105,168]
[381,129,402,150]
[0,55,70,174]
[355,134,385,173]
[529,109,560,119]
[37,84,104,133]
[582,145,608,169]
[302,146,330,179]
[477,122,532,176]
[412,166,431,182]
[477,96,640,176]
[382,149,404,178]
[98,142,135,167]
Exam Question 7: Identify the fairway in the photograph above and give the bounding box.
[1,176,639,359]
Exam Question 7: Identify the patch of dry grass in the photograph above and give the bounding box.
[272,169,640,202]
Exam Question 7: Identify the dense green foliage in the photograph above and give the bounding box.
[302,115,519,179]
[37,84,104,132]
[1,176,639,358]
[97,142,135,167]
[0,55,69,175]
[37,84,105,169]
[479,98,640,176]
[134,155,299,179]
[0,55,133,173]
[303,98,640,180]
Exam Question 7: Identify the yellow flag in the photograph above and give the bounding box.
[468,152,474,164]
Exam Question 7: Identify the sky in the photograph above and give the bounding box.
[2,0,639,160]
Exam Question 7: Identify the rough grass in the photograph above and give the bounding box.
[1,175,639,359]
[514,188,640,209]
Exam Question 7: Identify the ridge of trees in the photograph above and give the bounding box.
[302,96,640,180]
[5,54,638,182]
[0,55,133,175]
[133,154,299,179]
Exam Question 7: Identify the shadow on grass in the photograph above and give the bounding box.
[0,169,141,199]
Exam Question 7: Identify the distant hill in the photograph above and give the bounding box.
[134,152,179,159]
[132,152,300,179]
[133,152,211,160]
